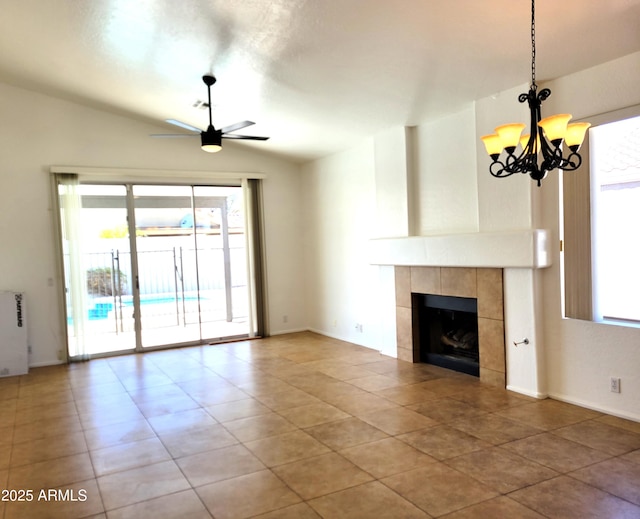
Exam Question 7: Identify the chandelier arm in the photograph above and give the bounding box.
[489,160,520,179]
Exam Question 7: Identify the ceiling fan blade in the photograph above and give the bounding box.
[220,120,255,134]
[165,119,202,133]
[150,133,200,138]
[222,134,269,141]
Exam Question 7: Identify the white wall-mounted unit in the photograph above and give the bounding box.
[0,291,28,377]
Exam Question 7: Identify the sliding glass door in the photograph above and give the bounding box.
[58,180,255,358]
[133,185,250,348]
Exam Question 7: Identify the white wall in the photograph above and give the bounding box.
[539,51,640,420]
[415,105,479,235]
[301,141,379,347]
[0,82,304,366]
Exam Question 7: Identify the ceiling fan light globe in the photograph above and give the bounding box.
[201,144,222,153]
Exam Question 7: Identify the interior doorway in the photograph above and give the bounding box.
[57,180,259,358]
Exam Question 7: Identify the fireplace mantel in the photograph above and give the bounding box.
[368,230,551,269]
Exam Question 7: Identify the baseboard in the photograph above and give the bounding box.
[506,385,548,399]
[269,327,310,336]
[547,392,640,423]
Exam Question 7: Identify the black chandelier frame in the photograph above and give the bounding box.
[485,0,586,187]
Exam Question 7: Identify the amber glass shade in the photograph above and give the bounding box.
[538,114,572,142]
[481,134,505,157]
[565,122,591,148]
[495,123,526,149]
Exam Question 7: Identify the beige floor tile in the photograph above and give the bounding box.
[15,388,75,410]
[306,416,389,450]
[450,412,543,445]
[79,403,147,430]
[12,413,83,443]
[14,400,78,426]
[503,432,612,472]
[159,423,238,458]
[0,445,10,471]
[176,444,265,487]
[83,419,157,451]
[252,502,321,518]
[359,406,438,435]
[449,386,535,411]
[596,414,640,434]
[273,452,373,499]
[438,496,546,518]
[10,431,87,467]
[348,374,404,392]
[341,437,436,478]
[196,469,301,519]
[90,437,171,476]
[97,460,190,510]
[331,391,399,416]
[445,446,558,493]
[413,376,481,397]
[624,449,640,465]
[255,387,322,410]
[374,385,439,406]
[308,481,429,519]
[553,419,640,455]
[0,425,13,447]
[205,397,271,422]
[244,430,330,467]
[75,392,137,415]
[277,402,350,428]
[184,384,251,407]
[571,457,640,505]
[0,400,17,426]
[147,408,218,435]
[135,393,200,418]
[381,463,499,517]
[8,452,95,490]
[408,397,488,423]
[318,364,377,381]
[237,376,296,397]
[399,425,490,460]
[105,489,212,519]
[222,412,297,442]
[510,475,640,518]
[496,399,601,430]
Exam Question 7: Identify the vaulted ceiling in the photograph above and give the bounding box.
[1,0,639,162]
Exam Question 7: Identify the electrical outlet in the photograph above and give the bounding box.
[282,315,288,323]
[355,323,363,333]
[610,377,621,393]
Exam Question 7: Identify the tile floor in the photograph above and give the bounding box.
[1,332,640,518]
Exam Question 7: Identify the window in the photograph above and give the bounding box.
[591,116,640,323]
[562,108,640,326]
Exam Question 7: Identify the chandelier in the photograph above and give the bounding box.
[480,0,590,187]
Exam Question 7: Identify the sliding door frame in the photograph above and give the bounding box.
[51,167,267,361]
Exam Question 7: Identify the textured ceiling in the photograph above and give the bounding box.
[1,0,639,162]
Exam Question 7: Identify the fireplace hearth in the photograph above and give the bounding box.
[413,293,479,377]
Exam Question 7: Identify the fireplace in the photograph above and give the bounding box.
[395,266,506,388]
[413,293,479,377]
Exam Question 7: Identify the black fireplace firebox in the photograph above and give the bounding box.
[412,293,479,377]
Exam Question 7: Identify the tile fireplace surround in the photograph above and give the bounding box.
[395,266,506,388]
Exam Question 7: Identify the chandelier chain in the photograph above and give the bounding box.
[531,0,536,88]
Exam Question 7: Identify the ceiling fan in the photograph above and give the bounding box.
[151,74,269,153]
